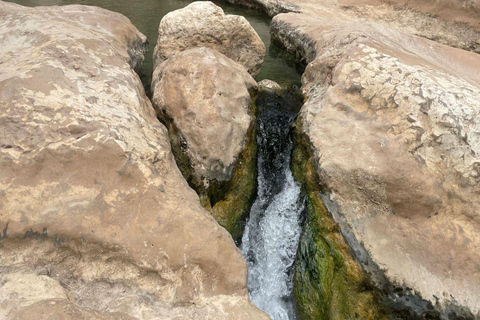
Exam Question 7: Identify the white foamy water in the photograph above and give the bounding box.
[241,154,304,320]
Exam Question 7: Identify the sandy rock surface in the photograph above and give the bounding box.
[153,1,265,76]
[273,12,480,317]
[0,2,268,319]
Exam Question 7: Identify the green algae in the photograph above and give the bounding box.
[291,120,388,320]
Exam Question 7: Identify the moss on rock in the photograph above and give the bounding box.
[291,120,388,320]
[159,97,258,243]
[199,97,258,242]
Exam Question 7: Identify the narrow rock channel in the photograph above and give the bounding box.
[241,86,304,320]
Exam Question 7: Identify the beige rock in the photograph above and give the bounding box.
[273,12,480,317]
[258,79,282,92]
[152,47,257,183]
[153,1,266,76]
[13,300,136,320]
[225,0,301,16]
[226,0,480,53]
[0,2,267,319]
[151,47,258,240]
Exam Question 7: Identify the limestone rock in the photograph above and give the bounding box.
[258,79,282,92]
[226,0,480,54]
[12,299,136,320]
[152,47,257,183]
[0,2,267,319]
[224,0,301,16]
[273,12,480,318]
[153,1,266,76]
[151,47,258,240]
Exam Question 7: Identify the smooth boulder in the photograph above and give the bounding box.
[151,47,258,240]
[0,2,268,319]
[153,1,266,76]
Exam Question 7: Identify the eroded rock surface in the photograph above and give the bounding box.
[151,47,258,241]
[0,2,268,319]
[153,1,266,76]
[227,0,480,54]
[274,12,480,319]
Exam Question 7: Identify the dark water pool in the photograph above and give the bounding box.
[6,0,302,86]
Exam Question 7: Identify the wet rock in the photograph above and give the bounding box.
[151,47,258,241]
[153,1,266,76]
[225,0,301,16]
[0,2,268,319]
[258,79,282,92]
[275,11,480,319]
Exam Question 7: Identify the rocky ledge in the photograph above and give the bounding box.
[226,0,480,54]
[273,10,480,320]
[0,2,268,319]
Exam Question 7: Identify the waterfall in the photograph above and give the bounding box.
[241,87,304,320]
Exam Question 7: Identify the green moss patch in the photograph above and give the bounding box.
[291,120,387,320]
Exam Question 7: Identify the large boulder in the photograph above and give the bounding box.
[0,2,268,319]
[151,47,258,241]
[153,1,266,76]
[273,12,480,319]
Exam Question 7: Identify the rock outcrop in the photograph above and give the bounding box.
[0,2,268,319]
[274,11,480,319]
[151,47,258,241]
[153,1,266,76]
[226,0,480,54]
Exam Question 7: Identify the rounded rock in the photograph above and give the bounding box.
[153,1,266,76]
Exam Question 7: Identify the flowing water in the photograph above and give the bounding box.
[5,1,305,318]
[241,89,304,320]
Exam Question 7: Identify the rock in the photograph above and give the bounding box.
[0,2,268,319]
[153,1,266,76]
[274,12,480,319]
[339,1,480,54]
[152,47,257,183]
[224,0,301,16]
[151,47,258,241]
[227,0,480,54]
[258,79,282,92]
[12,299,136,320]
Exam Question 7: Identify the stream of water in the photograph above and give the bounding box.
[5,1,305,319]
[241,89,304,320]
